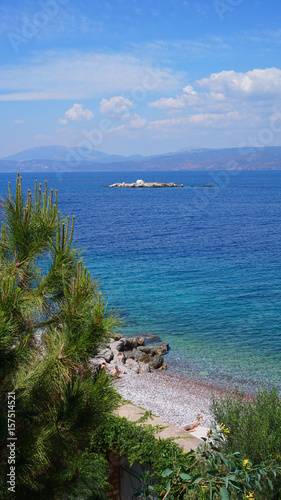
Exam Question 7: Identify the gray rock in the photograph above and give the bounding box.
[112,351,126,365]
[154,342,169,355]
[97,348,113,363]
[123,337,138,349]
[110,340,125,352]
[124,349,150,362]
[89,357,106,368]
[137,345,157,356]
[149,355,164,369]
[132,350,151,362]
[112,333,122,341]
[125,358,140,373]
[139,363,151,373]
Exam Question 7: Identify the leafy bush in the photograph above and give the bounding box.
[211,387,281,498]
[99,413,280,499]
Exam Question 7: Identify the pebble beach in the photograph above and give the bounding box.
[113,368,219,429]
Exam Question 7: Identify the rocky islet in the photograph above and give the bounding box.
[108,179,184,188]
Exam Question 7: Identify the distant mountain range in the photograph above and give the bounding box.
[0,145,281,172]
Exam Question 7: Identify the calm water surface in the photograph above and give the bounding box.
[1,170,281,392]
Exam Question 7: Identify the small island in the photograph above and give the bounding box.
[108,179,184,188]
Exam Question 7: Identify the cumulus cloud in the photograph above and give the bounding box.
[99,96,133,119]
[149,68,281,114]
[121,113,147,128]
[149,86,200,109]
[197,68,281,98]
[58,103,94,124]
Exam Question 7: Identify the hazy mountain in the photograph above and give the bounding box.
[1,146,142,164]
[0,146,281,172]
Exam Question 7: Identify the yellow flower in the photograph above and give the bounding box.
[245,492,254,499]
[243,459,251,470]
[220,423,230,435]
[201,485,208,493]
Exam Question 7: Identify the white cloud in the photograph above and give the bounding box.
[121,113,147,129]
[148,111,241,129]
[58,103,94,124]
[99,96,133,119]
[148,68,281,125]
[149,87,200,110]
[0,51,181,101]
[197,68,281,98]
[14,118,25,124]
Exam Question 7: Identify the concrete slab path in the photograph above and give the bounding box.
[116,403,209,453]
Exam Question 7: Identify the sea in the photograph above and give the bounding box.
[1,170,281,394]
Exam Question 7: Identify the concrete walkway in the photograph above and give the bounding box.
[116,403,209,453]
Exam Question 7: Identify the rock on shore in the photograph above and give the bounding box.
[90,334,169,375]
[108,179,184,188]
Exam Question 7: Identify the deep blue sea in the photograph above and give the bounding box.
[1,170,281,393]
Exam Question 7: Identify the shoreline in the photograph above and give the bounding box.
[113,367,225,429]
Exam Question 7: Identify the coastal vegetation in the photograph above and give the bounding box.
[0,175,280,499]
[211,388,281,499]
[0,175,120,498]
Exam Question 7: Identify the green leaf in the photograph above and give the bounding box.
[162,468,173,478]
[267,478,273,490]
[255,480,262,491]
[228,479,241,490]
[207,469,219,476]
[219,487,229,500]
[166,480,171,492]
[179,473,192,480]
[191,475,204,484]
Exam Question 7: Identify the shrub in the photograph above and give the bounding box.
[211,387,281,498]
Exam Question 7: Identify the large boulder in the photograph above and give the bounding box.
[131,350,150,362]
[139,363,151,373]
[89,357,106,369]
[149,355,164,369]
[112,351,126,365]
[125,358,140,373]
[137,345,156,355]
[123,337,139,349]
[154,342,169,355]
[124,349,150,363]
[97,348,113,363]
[110,340,126,352]
[119,337,145,350]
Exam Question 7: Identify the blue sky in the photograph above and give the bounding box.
[1,0,281,157]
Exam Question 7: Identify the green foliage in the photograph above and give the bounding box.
[99,412,281,499]
[0,175,121,499]
[211,387,281,498]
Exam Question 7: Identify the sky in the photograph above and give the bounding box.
[1,0,281,157]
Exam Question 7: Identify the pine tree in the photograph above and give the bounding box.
[0,174,120,499]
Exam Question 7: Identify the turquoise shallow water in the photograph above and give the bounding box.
[1,170,281,392]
